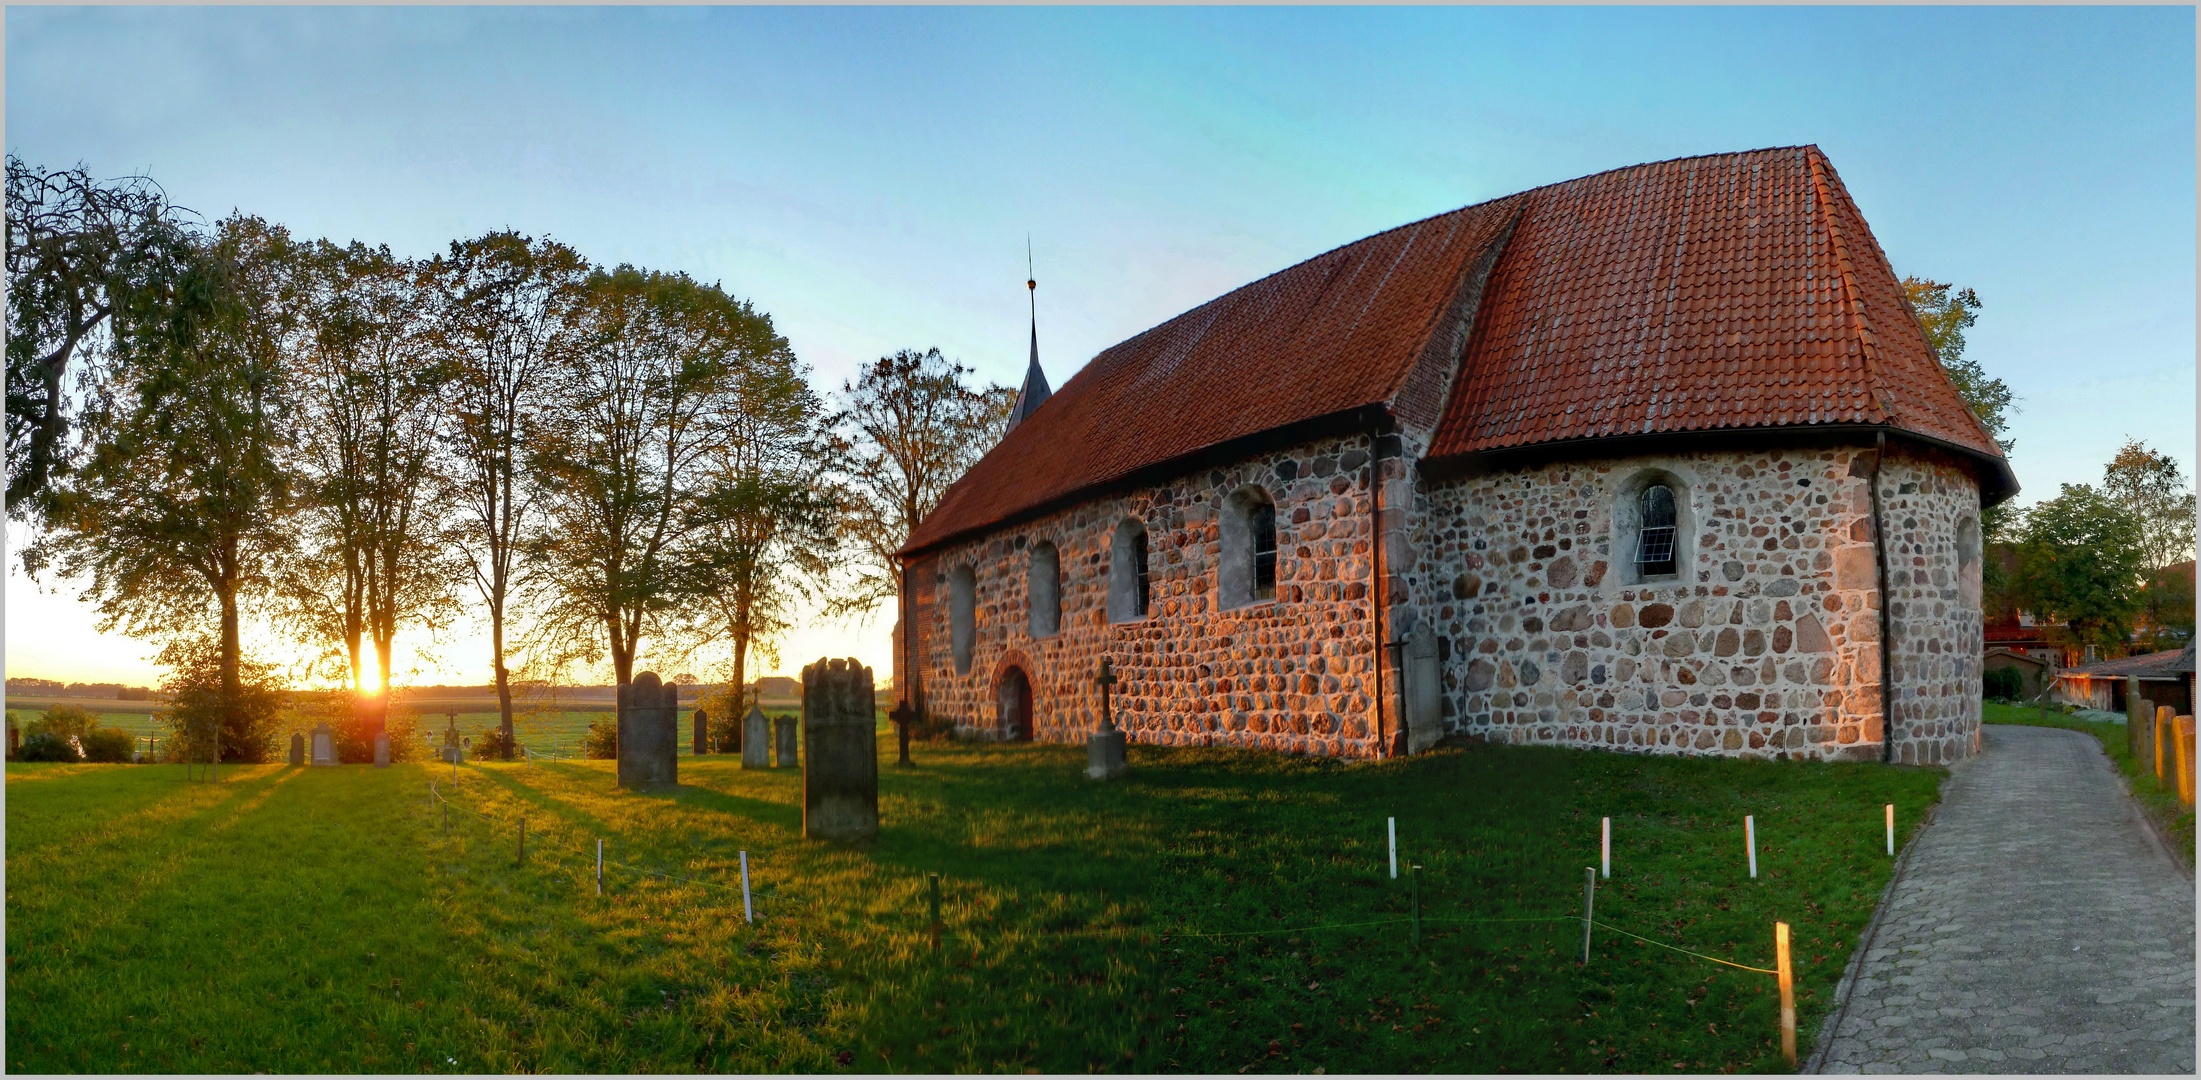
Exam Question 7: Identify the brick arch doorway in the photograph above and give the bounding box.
[995,665,1035,742]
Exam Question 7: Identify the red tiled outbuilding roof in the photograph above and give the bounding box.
[903,146,2012,557]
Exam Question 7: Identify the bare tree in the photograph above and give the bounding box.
[5,156,199,521]
[432,232,589,756]
[831,347,1013,611]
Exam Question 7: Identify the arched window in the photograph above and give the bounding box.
[1028,541,1061,638]
[1956,515,1982,607]
[1219,485,1279,609]
[1612,469,1692,586]
[1108,518,1150,622]
[949,564,977,674]
[1636,484,1678,578]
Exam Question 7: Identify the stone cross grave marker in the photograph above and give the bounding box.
[775,714,799,768]
[442,714,462,764]
[1087,657,1128,780]
[888,698,918,767]
[693,708,709,756]
[310,723,337,766]
[1404,621,1444,755]
[617,671,679,788]
[289,731,305,766]
[741,704,772,769]
[802,657,878,842]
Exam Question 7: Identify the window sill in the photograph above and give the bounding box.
[1225,599,1280,614]
[1109,615,1154,626]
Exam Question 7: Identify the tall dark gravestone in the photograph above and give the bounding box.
[289,731,306,766]
[775,715,799,768]
[802,657,878,842]
[742,705,772,769]
[693,708,709,756]
[618,671,679,788]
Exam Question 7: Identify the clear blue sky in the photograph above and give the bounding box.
[7,6,2193,688]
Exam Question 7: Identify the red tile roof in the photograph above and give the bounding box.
[902,195,1524,553]
[903,146,2010,557]
[1429,146,2004,462]
[2058,642,2197,680]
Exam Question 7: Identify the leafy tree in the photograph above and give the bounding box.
[22,215,302,769]
[156,634,287,765]
[1901,277,2016,454]
[525,267,761,689]
[2010,483,2145,652]
[286,240,461,722]
[27,703,97,742]
[5,156,199,520]
[686,324,837,706]
[431,232,590,757]
[2138,562,2195,651]
[831,347,1013,611]
[2101,438,2196,577]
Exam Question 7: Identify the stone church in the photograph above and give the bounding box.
[894,146,2014,766]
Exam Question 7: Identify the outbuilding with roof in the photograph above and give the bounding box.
[895,146,2014,766]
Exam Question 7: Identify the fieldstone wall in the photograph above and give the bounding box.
[913,432,1392,757]
[1408,443,1982,763]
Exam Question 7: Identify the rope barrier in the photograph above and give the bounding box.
[421,779,1784,978]
[1592,919,1778,975]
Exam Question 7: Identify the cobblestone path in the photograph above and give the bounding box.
[1815,724,2195,1073]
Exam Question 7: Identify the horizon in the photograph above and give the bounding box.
[6,6,2193,689]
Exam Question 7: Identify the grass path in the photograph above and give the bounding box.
[8,738,1943,1073]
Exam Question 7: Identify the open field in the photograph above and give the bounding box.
[1982,703,2196,864]
[6,738,1943,1073]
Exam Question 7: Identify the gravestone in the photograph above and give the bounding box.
[1087,657,1128,781]
[693,708,709,756]
[742,705,772,769]
[442,715,463,764]
[373,730,391,768]
[289,731,305,766]
[310,723,337,766]
[802,657,878,842]
[1403,622,1445,754]
[775,715,799,768]
[617,671,679,788]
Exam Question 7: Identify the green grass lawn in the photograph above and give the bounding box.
[6,738,1942,1073]
[1983,703,2196,865]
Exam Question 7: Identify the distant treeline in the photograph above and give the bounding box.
[7,678,159,700]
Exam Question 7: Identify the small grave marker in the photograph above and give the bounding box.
[310,723,337,767]
[775,715,799,768]
[741,705,771,769]
[1086,657,1128,781]
[289,731,305,766]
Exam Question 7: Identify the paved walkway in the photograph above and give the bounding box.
[1816,725,2195,1074]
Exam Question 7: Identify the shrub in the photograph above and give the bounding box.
[1982,667,2023,702]
[583,718,618,759]
[709,709,741,754]
[81,727,136,763]
[155,636,286,764]
[28,704,99,743]
[17,731,81,762]
[472,724,518,761]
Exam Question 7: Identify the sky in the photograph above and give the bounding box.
[5,5,2194,690]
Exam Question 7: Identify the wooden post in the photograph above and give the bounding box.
[2156,706,2169,786]
[1776,921,1796,1067]
[1387,817,1398,879]
[517,816,526,867]
[1744,815,1758,879]
[740,851,753,923]
[1885,803,1895,856]
[1601,816,1611,879]
[1580,867,1596,965]
[928,873,942,951]
[2175,716,2195,806]
[596,839,604,896]
[1410,864,1422,954]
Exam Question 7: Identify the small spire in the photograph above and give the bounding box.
[1008,237,1051,431]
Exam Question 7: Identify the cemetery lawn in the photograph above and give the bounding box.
[6,738,1942,1074]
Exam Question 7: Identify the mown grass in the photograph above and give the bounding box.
[7,737,1943,1073]
[1983,703,2196,865]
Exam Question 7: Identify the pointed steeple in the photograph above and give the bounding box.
[1007,239,1051,431]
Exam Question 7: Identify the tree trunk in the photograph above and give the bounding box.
[218,580,241,773]
[491,607,515,761]
[373,632,395,738]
